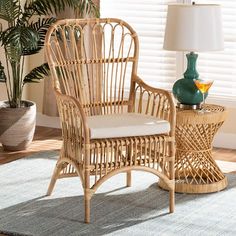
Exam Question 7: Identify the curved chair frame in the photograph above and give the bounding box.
[45,18,176,223]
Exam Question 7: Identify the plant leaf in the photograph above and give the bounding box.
[24,0,99,17]
[23,63,50,84]
[0,0,20,24]
[4,44,21,62]
[30,17,56,44]
[77,0,100,17]
[0,23,3,43]
[22,17,56,55]
[0,61,6,83]
[2,26,39,57]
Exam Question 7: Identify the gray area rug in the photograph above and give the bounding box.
[0,151,236,236]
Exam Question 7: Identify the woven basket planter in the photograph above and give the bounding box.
[0,100,36,151]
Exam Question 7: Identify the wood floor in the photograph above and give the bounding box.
[1,126,236,173]
[0,126,62,165]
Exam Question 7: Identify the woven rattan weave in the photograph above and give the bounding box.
[45,18,176,223]
[174,104,227,193]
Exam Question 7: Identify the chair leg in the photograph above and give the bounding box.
[84,194,91,223]
[169,188,175,213]
[169,149,175,213]
[84,144,91,223]
[126,171,132,187]
[46,164,61,196]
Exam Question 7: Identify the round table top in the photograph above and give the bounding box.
[176,104,228,125]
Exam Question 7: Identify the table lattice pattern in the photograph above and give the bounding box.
[174,104,228,193]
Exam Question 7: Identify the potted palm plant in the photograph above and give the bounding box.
[0,0,99,151]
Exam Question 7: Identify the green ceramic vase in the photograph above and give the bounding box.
[172,52,206,105]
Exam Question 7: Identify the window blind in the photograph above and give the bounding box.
[196,0,236,99]
[100,0,177,90]
[101,0,236,99]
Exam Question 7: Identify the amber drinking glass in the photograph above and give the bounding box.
[194,79,214,112]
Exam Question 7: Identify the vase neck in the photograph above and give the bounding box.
[183,52,199,80]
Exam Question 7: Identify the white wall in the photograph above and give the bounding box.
[27,51,45,112]
[212,106,236,149]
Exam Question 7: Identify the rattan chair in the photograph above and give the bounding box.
[45,18,176,223]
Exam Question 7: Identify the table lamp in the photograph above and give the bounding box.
[163,3,224,109]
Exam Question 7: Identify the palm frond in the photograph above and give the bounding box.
[24,0,99,17]
[0,0,99,107]
[1,27,21,62]
[30,18,56,42]
[0,23,3,42]
[0,0,20,24]
[22,17,56,55]
[2,26,39,56]
[0,61,6,83]
[25,0,69,15]
[77,0,99,17]
[4,44,21,62]
[23,63,50,84]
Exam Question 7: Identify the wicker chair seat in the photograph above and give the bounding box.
[87,113,170,139]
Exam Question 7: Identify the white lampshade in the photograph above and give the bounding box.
[163,4,224,52]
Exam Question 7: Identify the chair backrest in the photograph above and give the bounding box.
[46,18,139,116]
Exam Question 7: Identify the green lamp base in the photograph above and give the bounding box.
[172,52,206,106]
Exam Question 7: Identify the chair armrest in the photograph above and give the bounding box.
[55,90,90,144]
[132,74,176,137]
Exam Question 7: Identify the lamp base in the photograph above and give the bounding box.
[172,52,204,105]
[177,102,201,110]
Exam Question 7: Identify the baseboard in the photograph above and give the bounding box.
[36,113,60,129]
[36,113,236,149]
[213,132,236,149]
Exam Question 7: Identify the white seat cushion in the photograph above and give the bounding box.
[87,113,170,139]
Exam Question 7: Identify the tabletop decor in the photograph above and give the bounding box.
[163,2,224,109]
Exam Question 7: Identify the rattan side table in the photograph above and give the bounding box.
[173,104,228,193]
